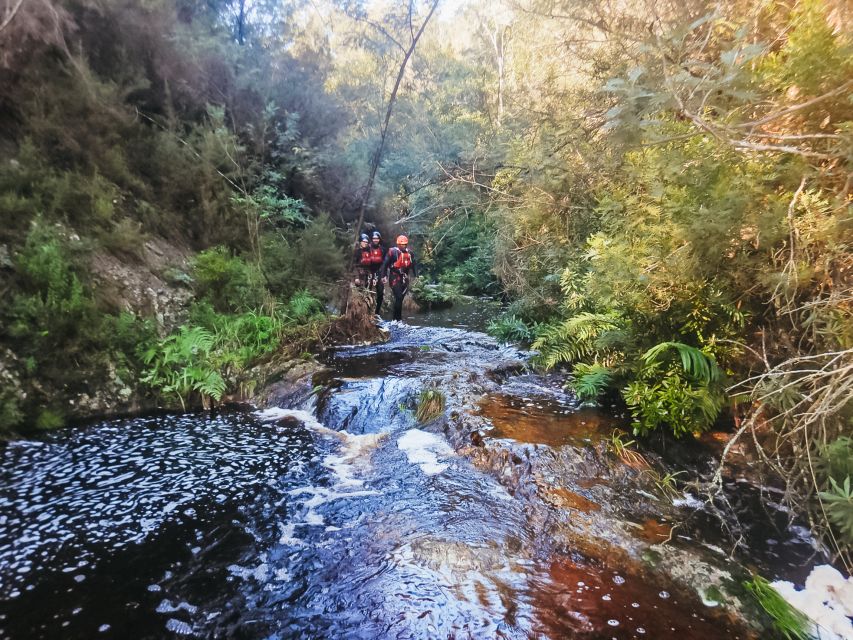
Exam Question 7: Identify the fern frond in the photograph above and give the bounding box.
[569,363,613,401]
[533,312,622,369]
[641,341,720,384]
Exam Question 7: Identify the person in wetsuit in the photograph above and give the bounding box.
[380,235,418,322]
[368,231,386,314]
[352,234,372,287]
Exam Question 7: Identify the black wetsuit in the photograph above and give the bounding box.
[369,242,386,313]
[380,247,418,321]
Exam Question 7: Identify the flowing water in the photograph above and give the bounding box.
[0,309,820,639]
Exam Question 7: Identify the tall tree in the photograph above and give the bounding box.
[350,0,441,246]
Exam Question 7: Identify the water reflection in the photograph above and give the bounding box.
[478,393,619,447]
[0,319,779,639]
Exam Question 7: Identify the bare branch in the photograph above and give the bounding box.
[0,0,26,34]
[735,80,853,130]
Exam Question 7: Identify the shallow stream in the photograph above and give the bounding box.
[0,308,820,638]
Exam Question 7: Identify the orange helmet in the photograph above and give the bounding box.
[396,235,409,245]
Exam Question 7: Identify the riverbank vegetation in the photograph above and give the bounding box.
[1,0,851,570]
[378,0,851,567]
[0,0,409,432]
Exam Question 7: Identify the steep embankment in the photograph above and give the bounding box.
[0,233,193,430]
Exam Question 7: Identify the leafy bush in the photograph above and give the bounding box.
[532,312,624,370]
[418,210,498,295]
[141,299,325,409]
[7,223,94,358]
[35,409,65,431]
[98,217,147,262]
[818,437,853,486]
[817,437,853,548]
[233,178,310,228]
[569,363,612,402]
[208,311,283,374]
[260,214,345,301]
[623,342,724,437]
[191,247,266,312]
[486,314,535,343]
[442,242,498,295]
[411,281,459,310]
[0,388,24,436]
[140,326,226,409]
[286,290,324,321]
[819,477,853,542]
[188,303,288,374]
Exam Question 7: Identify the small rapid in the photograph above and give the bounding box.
[0,312,818,639]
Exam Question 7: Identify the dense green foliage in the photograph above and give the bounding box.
[1,0,851,571]
[0,0,376,433]
[333,0,850,561]
[140,290,323,408]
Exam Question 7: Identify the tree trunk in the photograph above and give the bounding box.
[350,0,441,249]
[237,0,246,45]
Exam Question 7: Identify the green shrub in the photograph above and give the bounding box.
[442,244,498,295]
[487,314,535,343]
[102,312,158,374]
[191,247,266,312]
[286,290,324,321]
[98,217,147,262]
[260,214,345,301]
[411,281,459,310]
[569,363,612,402]
[209,310,283,374]
[35,408,65,430]
[623,342,725,437]
[0,389,24,436]
[818,437,853,485]
[504,297,560,325]
[8,223,94,357]
[532,312,624,370]
[819,477,853,543]
[142,304,297,408]
[141,326,226,409]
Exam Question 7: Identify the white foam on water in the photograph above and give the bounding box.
[397,429,454,475]
[277,523,303,546]
[304,510,325,526]
[672,492,703,508]
[258,407,382,537]
[256,407,384,488]
[156,600,198,615]
[772,565,853,640]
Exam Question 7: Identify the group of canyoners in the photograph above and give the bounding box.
[352,231,418,322]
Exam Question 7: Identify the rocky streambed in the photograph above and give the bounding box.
[0,314,821,638]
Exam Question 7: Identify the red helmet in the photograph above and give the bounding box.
[396,235,409,245]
